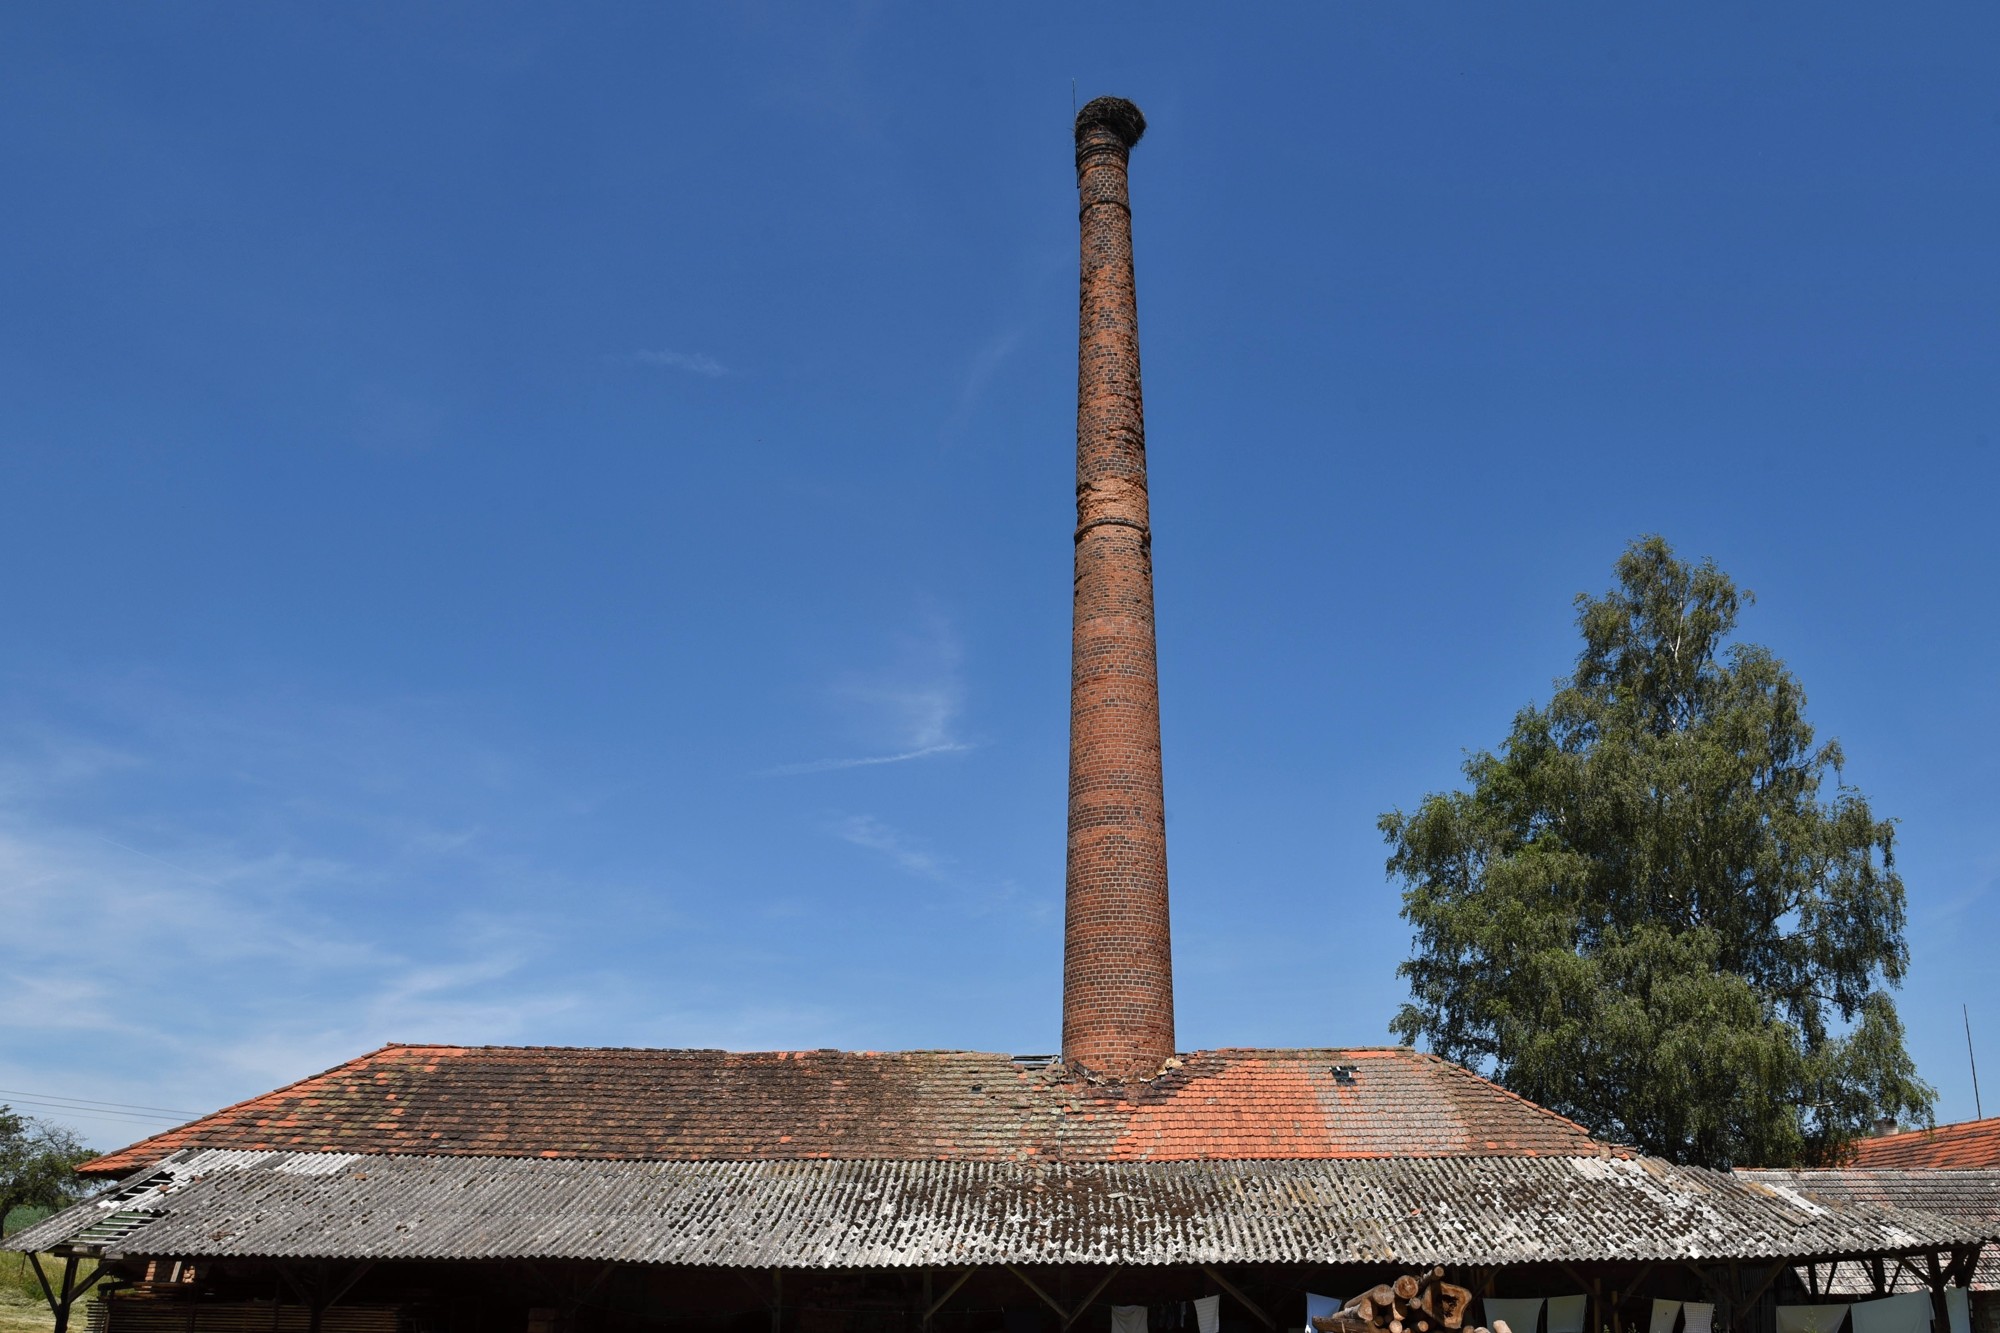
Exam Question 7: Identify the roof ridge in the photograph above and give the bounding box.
[377,1044,1019,1057]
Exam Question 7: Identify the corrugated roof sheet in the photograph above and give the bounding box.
[1848,1120,2000,1170]
[1736,1169,2000,1290]
[81,1046,1607,1178]
[19,1149,1991,1269]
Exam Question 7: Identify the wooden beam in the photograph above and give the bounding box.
[1680,1263,1731,1307]
[1741,1261,1789,1313]
[1007,1267,1071,1323]
[323,1262,377,1311]
[927,1269,978,1321]
[1555,1260,1602,1333]
[1922,1252,1950,1333]
[1065,1271,1120,1331]
[27,1255,59,1312]
[53,1256,78,1333]
[1201,1265,1276,1331]
[733,1269,774,1310]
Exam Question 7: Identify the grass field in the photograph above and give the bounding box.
[0,1251,58,1333]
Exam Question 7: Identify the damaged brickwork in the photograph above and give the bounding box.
[1064,95,1176,1083]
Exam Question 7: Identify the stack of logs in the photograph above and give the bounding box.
[1312,1270,1512,1333]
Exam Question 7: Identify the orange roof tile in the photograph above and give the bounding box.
[82,1044,1611,1177]
[1849,1116,2000,1169]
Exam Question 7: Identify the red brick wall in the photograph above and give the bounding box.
[1062,98,1176,1082]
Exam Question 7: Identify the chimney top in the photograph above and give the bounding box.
[1074,97,1146,149]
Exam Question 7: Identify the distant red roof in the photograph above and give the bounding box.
[1849,1116,2000,1169]
[81,1044,1611,1177]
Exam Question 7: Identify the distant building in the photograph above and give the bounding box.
[1852,1122,2000,1171]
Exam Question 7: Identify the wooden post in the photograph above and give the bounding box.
[53,1256,77,1333]
[1924,1253,1950,1333]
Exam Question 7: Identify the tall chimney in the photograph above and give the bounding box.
[1062,96,1175,1081]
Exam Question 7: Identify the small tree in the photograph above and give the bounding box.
[0,1106,94,1235]
[1381,536,1933,1167]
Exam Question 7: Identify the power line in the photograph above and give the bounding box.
[0,1088,202,1116]
[3,1098,187,1126]
[0,1089,201,1122]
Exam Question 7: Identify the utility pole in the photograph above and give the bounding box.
[1966,1004,1984,1119]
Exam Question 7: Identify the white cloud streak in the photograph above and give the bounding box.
[765,742,971,777]
[620,348,728,378]
[832,815,950,883]
[772,614,975,776]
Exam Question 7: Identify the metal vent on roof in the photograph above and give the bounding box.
[1330,1064,1358,1084]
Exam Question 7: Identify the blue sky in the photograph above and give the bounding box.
[3,4,1996,1150]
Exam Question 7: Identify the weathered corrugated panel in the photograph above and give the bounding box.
[14,1151,1991,1269]
[1736,1168,2000,1291]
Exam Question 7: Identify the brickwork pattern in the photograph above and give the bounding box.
[1063,96,1176,1082]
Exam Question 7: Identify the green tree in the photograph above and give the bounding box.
[0,1106,94,1235]
[1382,536,1933,1168]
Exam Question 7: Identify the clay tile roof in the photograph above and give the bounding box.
[1848,1116,2000,1169]
[80,1044,1611,1178]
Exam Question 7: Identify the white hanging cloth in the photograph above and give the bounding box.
[1486,1298,1546,1333]
[1850,1294,1932,1333]
[1777,1306,1852,1333]
[1648,1299,1682,1333]
[1112,1307,1149,1333]
[1195,1297,1222,1333]
[1683,1303,1716,1333]
[1547,1296,1588,1333]
[1944,1289,1971,1333]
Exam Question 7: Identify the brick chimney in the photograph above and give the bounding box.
[1062,97,1175,1081]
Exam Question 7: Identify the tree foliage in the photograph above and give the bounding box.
[0,1106,93,1235]
[1382,536,1933,1168]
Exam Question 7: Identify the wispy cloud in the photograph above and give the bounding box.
[826,813,1050,925]
[0,686,821,1148]
[941,327,1024,444]
[767,742,970,776]
[771,613,976,775]
[832,814,949,883]
[618,348,728,378]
